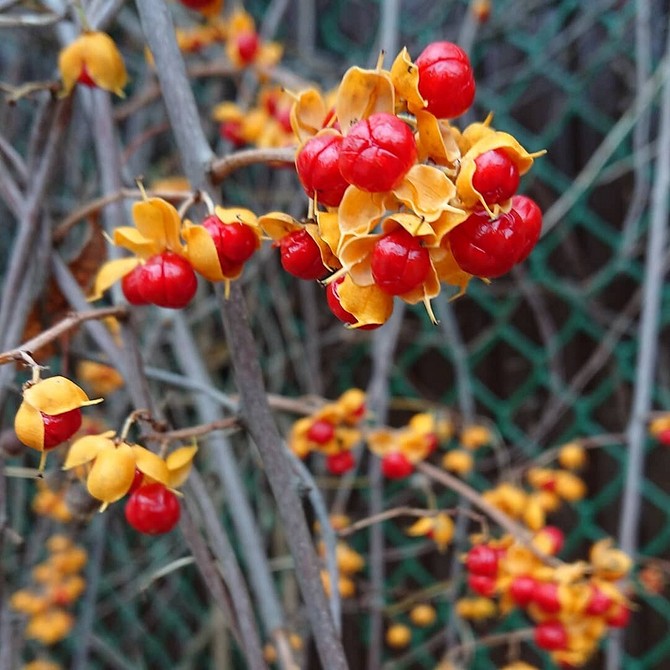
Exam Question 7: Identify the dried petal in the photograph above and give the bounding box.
[336,66,395,134]
[89,257,142,301]
[415,110,461,165]
[132,198,185,254]
[337,275,394,327]
[166,445,198,488]
[23,377,102,415]
[390,47,426,114]
[132,445,170,485]
[63,432,116,469]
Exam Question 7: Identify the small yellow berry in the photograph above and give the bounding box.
[409,603,437,627]
[385,623,411,648]
[441,449,473,475]
[558,442,587,469]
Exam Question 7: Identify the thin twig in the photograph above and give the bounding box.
[209,146,296,184]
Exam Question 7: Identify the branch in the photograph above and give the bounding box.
[209,146,296,184]
[0,306,128,365]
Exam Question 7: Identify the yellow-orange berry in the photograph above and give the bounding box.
[385,623,411,648]
[409,603,437,627]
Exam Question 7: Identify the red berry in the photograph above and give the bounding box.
[448,208,525,278]
[467,573,496,597]
[278,229,328,280]
[128,468,145,495]
[606,603,631,628]
[307,419,335,445]
[370,229,430,295]
[275,107,293,134]
[472,149,520,205]
[326,451,355,475]
[179,0,217,8]
[381,452,414,479]
[201,215,258,270]
[326,277,381,329]
[236,32,260,64]
[125,483,181,535]
[657,428,670,447]
[220,120,246,147]
[533,582,561,613]
[77,65,96,88]
[465,544,498,576]
[585,585,614,616]
[534,621,568,651]
[296,133,349,207]
[136,252,198,309]
[511,194,542,263]
[415,41,475,119]
[41,408,82,450]
[339,113,417,192]
[122,266,150,305]
[509,575,536,607]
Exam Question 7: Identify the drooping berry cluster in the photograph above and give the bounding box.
[288,389,366,474]
[260,41,545,328]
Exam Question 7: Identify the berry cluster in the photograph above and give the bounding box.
[92,198,262,309]
[288,389,366,475]
[63,432,196,534]
[260,41,544,327]
[10,535,87,646]
[462,532,632,667]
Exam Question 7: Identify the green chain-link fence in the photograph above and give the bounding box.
[3,0,670,668]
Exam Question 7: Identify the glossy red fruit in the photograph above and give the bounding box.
[179,0,217,9]
[371,229,430,295]
[201,215,258,271]
[339,113,417,192]
[585,585,614,616]
[307,419,335,445]
[381,452,414,479]
[326,451,355,475]
[137,252,198,309]
[511,194,543,263]
[467,573,496,597]
[465,544,499,576]
[657,428,670,446]
[447,208,524,278]
[41,408,82,450]
[296,133,350,207]
[606,603,631,628]
[220,120,246,147]
[472,149,520,205]
[236,32,260,64]
[534,620,568,651]
[415,41,475,119]
[326,277,381,330]
[278,229,328,280]
[122,266,150,305]
[125,483,181,535]
[533,582,561,613]
[509,575,537,607]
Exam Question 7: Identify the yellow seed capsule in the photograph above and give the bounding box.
[165,445,198,488]
[409,604,437,627]
[554,471,587,502]
[58,31,128,97]
[460,424,492,450]
[86,443,136,506]
[557,442,587,470]
[336,543,365,575]
[522,496,546,531]
[385,623,411,649]
[10,590,48,615]
[26,609,74,645]
[441,449,473,475]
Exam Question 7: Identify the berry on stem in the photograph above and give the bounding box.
[381,452,414,479]
[465,544,499,576]
[533,581,561,613]
[122,266,149,305]
[415,41,476,119]
[326,451,355,475]
[307,419,335,445]
[339,113,417,192]
[296,133,349,207]
[125,483,181,535]
[472,149,520,205]
[370,229,430,295]
[534,620,568,651]
[278,229,328,280]
[509,575,537,607]
[467,573,496,597]
[236,32,260,64]
[132,252,198,309]
[201,215,259,271]
[510,194,543,263]
[447,208,525,278]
